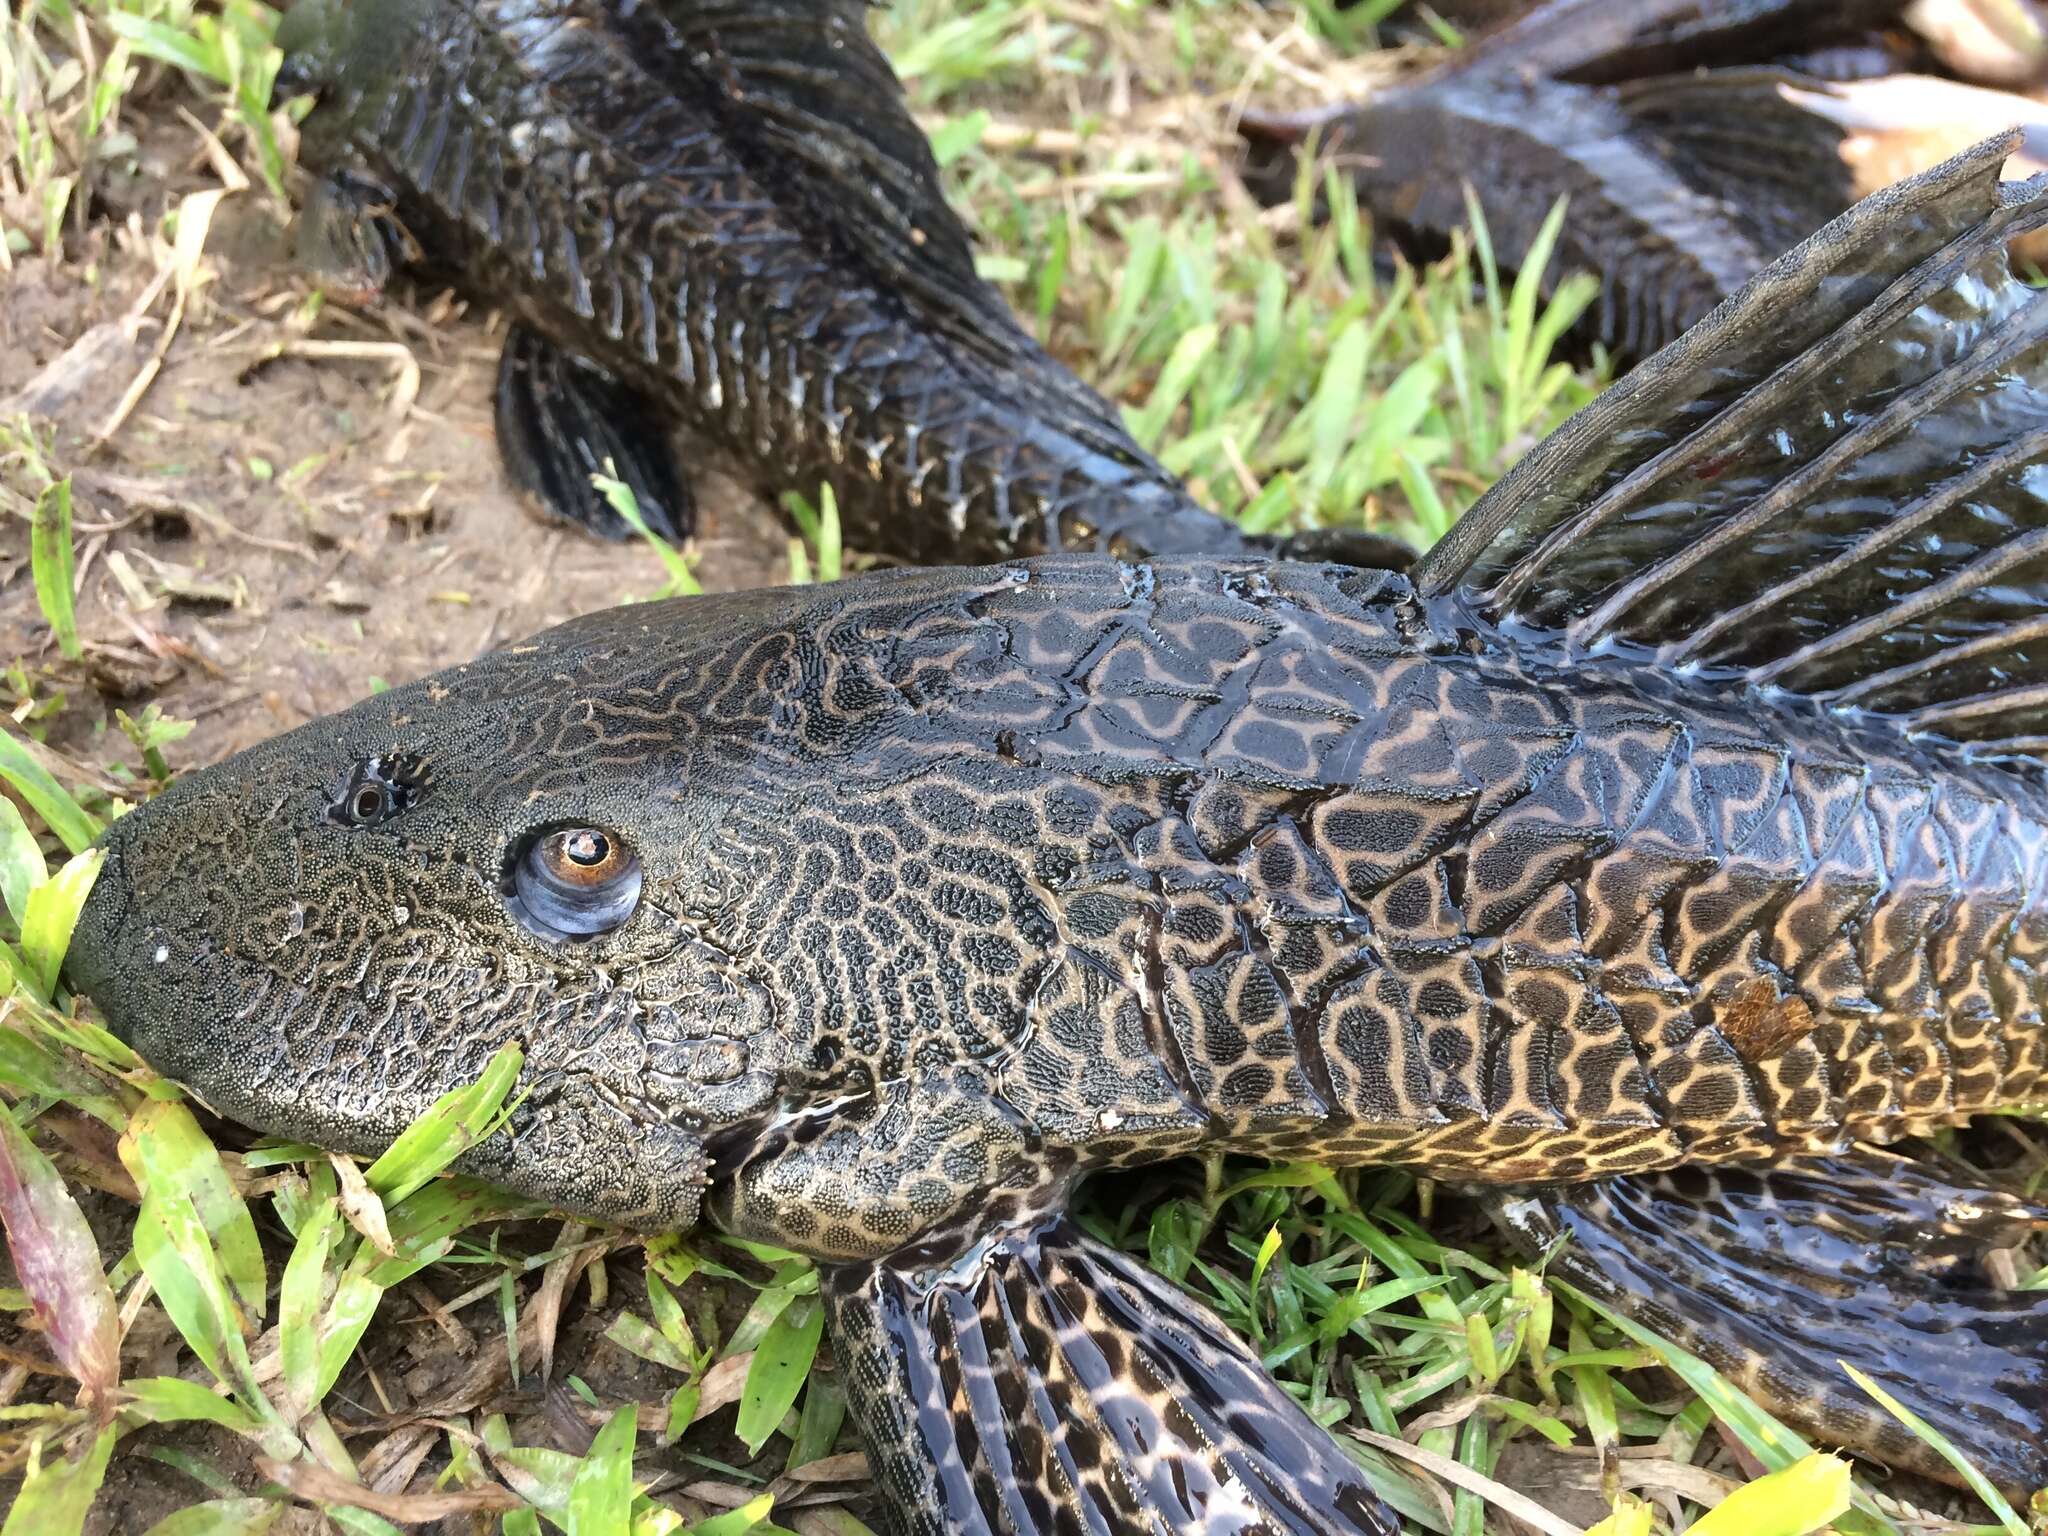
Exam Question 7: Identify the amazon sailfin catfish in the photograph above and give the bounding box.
[66,134,2048,1527]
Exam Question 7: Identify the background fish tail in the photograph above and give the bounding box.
[1490,1154,2048,1492]
[822,1214,1402,1536]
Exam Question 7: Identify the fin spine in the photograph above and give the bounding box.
[1685,423,2048,666]
[1472,166,2045,614]
[1766,526,2048,691]
[1577,289,2048,649]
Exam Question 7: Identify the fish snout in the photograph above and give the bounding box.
[63,815,139,1030]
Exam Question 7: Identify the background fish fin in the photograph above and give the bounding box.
[615,0,1164,472]
[626,0,1013,344]
[1614,69,1858,255]
[493,324,694,543]
[1416,132,2048,763]
[293,168,407,302]
[822,1213,1402,1536]
[1455,0,1914,88]
[1488,1153,2048,1494]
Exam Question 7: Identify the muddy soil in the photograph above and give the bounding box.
[1,194,788,774]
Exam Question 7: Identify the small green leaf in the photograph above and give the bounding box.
[735,1294,824,1455]
[689,1493,775,1536]
[0,796,49,930]
[139,1497,282,1536]
[568,1404,639,1536]
[20,847,102,999]
[606,1311,694,1374]
[2,1424,120,1536]
[121,1377,264,1435]
[362,1041,524,1205]
[926,108,988,167]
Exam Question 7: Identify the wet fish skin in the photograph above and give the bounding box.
[61,132,2048,1527]
[277,0,1372,566]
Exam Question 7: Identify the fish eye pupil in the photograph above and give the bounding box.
[352,784,386,822]
[565,830,608,867]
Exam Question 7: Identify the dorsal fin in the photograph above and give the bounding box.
[1416,132,2048,764]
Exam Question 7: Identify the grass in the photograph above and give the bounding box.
[0,0,2041,1533]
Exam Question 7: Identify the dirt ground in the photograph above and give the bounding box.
[1,147,790,776]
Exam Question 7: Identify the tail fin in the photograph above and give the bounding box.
[1491,1153,2048,1494]
[823,1215,1401,1536]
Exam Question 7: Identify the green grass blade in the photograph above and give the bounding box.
[1842,1364,2028,1536]
[689,1492,776,1536]
[314,1268,387,1399]
[735,1294,824,1456]
[0,795,49,931]
[21,847,101,1000]
[31,476,81,661]
[815,483,842,585]
[0,730,103,855]
[138,1497,282,1536]
[1,1423,119,1536]
[121,1377,265,1436]
[568,1405,640,1536]
[362,1040,523,1205]
[277,1196,340,1419]
[1689,1453,1850,1536]
[122,1100,266,1321]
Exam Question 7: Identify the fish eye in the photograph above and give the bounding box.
[350,783,391,823]
[511,826,642,940]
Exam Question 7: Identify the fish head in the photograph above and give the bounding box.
[65,593,835,1232]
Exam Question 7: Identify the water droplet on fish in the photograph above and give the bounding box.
[286,903,305,939]
[153,945,169,964]
[1098,1109,1124,1131]
[393,905,410,925]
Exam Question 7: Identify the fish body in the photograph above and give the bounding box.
[66,139,2048,1525]
[71,555,2048,1237]
[277,0,1378,566]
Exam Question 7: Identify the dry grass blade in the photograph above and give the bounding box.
[1347,1426,1585,1536]
[257,1454,525,1521]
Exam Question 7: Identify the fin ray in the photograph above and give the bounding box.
[1490,1153,2048,1494]
[1419,132,2048,764]
[492,323,694,543]
[824,1215,1402,1536]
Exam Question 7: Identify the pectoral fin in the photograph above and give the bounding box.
[824,1213,1402,1536]
[493,324,694,544]
[1491,1152,2048,1494]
